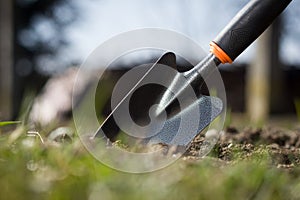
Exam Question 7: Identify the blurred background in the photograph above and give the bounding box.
[0,0,299,124]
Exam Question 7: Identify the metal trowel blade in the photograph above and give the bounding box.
[94,52,223,147]
[147,95,223,146]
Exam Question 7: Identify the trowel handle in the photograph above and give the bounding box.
[209,0,292,64]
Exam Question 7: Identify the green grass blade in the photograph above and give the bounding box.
[0,121,22,127]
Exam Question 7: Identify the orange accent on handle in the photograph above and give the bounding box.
[209,42,233,64]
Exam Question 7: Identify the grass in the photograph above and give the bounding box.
[1,123,300,200]
[0,121,21,127]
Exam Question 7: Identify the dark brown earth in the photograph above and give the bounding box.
[187,126,300,169]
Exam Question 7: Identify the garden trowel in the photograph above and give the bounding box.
[94,0,292,147]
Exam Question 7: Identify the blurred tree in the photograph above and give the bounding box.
[246,17,286,124]
[13,0,78,118]
[0,0,13,120]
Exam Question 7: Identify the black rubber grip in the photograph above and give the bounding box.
[213,0,292,62]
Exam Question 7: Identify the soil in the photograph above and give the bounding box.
[186,126,300,169]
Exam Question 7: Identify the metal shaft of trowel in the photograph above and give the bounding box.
[155,53,221,116]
